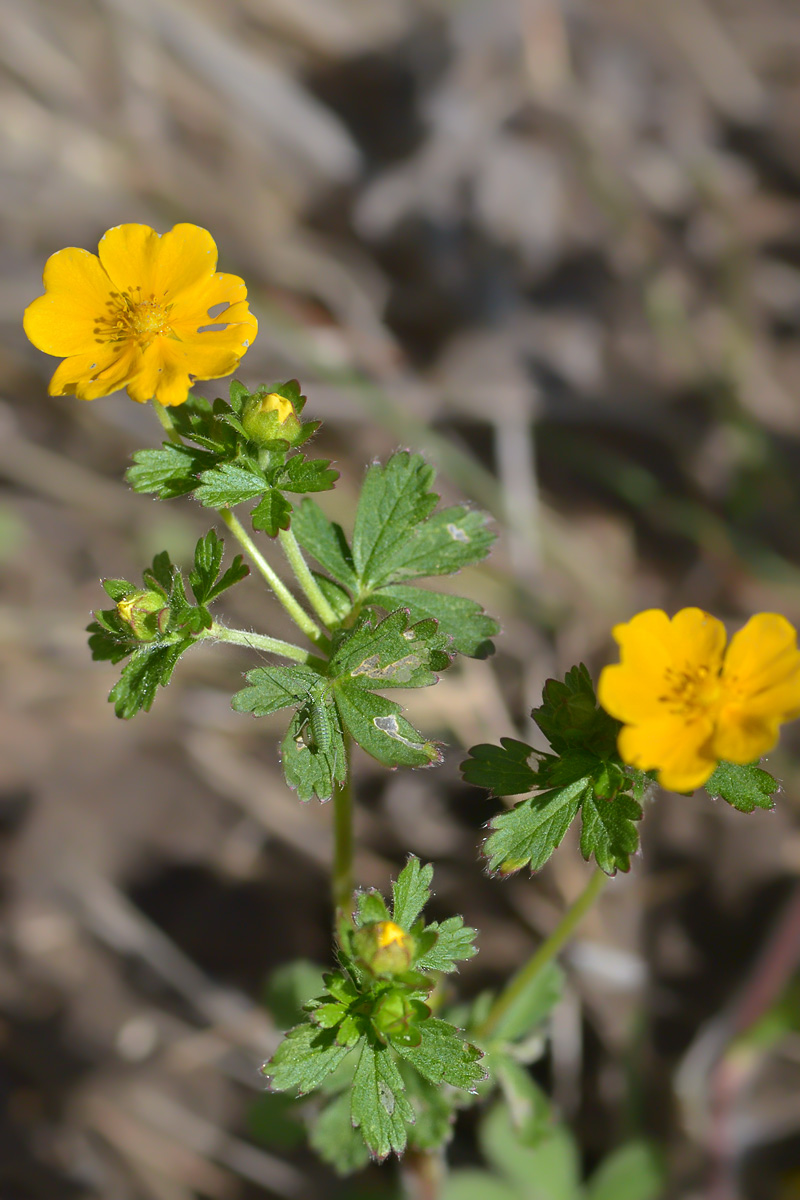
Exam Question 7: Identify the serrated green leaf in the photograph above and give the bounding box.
[279,455,339,493]
[189,530,224,603]
[588,1141,663,1200]
[251,489,293,536]
[391,857,433,930]
[281,707,347,802]
[483,779,589,875]
[127,443,214,498]
[533,664,619,760]
[393,1018,485,1090]
[330,609,452,690]
[108,641,190,719]
[381,506,496,583]
[371,585,498,658]
[263,1023,354,1096]
[291,498,358,591]
[334,682,442,769]
[86,620,134,664]
[488,962,564,1045]
[309,1089,371,1175]
[313,574,352,620]
[231,664,322,717]
[415,917,477,974]
[352,452,438,588]
[704,760,777,812]
[462,739,539,797]
[580,790,642,875]
[351,1039,414,1160]
[194,462,267,507]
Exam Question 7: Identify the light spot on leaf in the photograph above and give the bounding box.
[447,523,469,543]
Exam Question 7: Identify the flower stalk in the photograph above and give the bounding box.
[278,525,338,629]
[206,622,314,665]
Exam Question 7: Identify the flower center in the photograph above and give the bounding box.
[659,663,720,717]
[95,289,173,346]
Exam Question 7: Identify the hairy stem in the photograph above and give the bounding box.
[206,622,314,664]
[278,526,338,628]
[153,397,183,443]
[218,509,326,647]
[477,867,609,1041]
[332,735,354,916]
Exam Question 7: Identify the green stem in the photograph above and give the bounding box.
[477,867,609,1042]
[278,526,338,628]
[218,509,326,647]
[206,622,313,664]
[332,735,354,916]
[153,398,183,443]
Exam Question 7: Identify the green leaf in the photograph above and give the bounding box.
[391,857,434,930]
[704,760,777,812]
[279,455,339,493]
[251,489,293,537]
[462,739,539,797]
[231,664,322,717]
[533,664,619,760]
[580,791,643,875]
[442,1171,519,1200]
[334,683,442,769]
[480,1103,580,1200]
[127,443,214,498]
[588,1142,663,1200]
[263,961,326,1029]
[262,1022,353,1096]
[102,578,137,602]
[330,609,452,690]
[414,916,478,974]
[109,641,190,719]
[188,530,249,605]
[281,706,347,802]
[487,962,564,1045]
[350,1039,414,1160]
[194,462,267,508]
[291,498,357,591]
[483,779,589,875]
[393,1018,485,1090]
[381,505,496,583]
[352,452,438,588]
[87,619,134,664]
[371,585,498,658]
[309,1090,371,1175]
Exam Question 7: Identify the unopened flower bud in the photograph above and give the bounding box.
[117,590,168,641]
[371,988,425,1046]
[353,920,415,976]
[242,390,303,446]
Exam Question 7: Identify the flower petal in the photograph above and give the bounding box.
[23,247,114,356]
[723,613,800,706]
[669,607,727,673]
[597,662,665,724]
[48,342,141,401]
[711,712,779,765]
[168,271,248,325]
[618,715,717,792]
[98,223,218,301]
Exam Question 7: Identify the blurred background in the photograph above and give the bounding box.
[2,0,800,1196]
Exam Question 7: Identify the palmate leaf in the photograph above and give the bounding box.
[126,442,216,498]
[189,529,249,604]
[194,462,268,508]
[231,664,323,717]
[251,489,293,536]
[291,499,357,591]
[414,917,478,974]
[483,778,590,876]
[704,760,778,813]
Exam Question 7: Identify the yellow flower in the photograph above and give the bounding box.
[23,223,257,406]
[598,608,800,792]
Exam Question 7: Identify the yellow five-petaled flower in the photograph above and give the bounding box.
[598,607,800,792]
[23,223,257,407]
